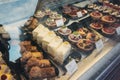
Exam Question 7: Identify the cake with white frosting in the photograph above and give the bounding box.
[54,41,71,63]
[47,36,63,57]
[42,31,56,51]
[32,24,45,40]
[36,27,50,44]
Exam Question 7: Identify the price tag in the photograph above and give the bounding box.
[116,27,120,35]
[65,59,78,75]
[55,19,64,27]
[95,39,104,51]
[77,11,83,17]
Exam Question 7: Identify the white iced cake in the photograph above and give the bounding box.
[36,27,50,44]
[42,31,56,51]
[32,24,45,40]
[54,41,71,63]
[47,36,63,57]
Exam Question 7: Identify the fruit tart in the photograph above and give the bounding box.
[68,31,82,43]
[78,27,90,38]
[90,11,103,20]
[34,10,45,18]
[45,17,66,27]
[77,39,94,51]
[112,23,120,29]
[49,12,66,21]
[102,27,115,35]
[63,7,72,14]
[44,8,52,16]
[90,22,103,30]
[49,12,63,20]
[45,18,56,27]
[101,15,116,23]
[88,4,97,9]
[58,26,72,36]
[86,32,100,43]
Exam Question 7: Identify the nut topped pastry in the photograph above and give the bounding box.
[77,39,94,51]
[29,66,56,79]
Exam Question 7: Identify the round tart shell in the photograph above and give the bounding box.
[77,39,94,51]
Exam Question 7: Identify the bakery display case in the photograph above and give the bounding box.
[18,0,120,80]
[0,0,120,80]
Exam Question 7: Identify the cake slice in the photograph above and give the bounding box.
[32,24,45,40]
[47,36,63,57]
[36,27,50,44]
[54,41,71,64]
[42,31,56,51]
